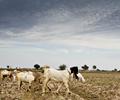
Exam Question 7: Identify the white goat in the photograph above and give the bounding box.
[14,71,35,90]
[0,70,13,80]
[77,73,85,82]
[42,66,71,95]
[71,72,85,83]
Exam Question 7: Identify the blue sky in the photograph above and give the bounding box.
[0,0,120,70]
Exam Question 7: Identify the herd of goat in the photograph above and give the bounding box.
[0,65,85,96]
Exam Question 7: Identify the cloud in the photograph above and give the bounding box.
[0,0,120,50]
[57,49,69,54]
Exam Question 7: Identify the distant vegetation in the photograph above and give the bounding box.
[0,64,119,72]
[81,64,89,70]
[93,65,97,70]
[59,64,67,70]
[34,64,40,69]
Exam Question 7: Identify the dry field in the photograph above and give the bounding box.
[0,70,120,100]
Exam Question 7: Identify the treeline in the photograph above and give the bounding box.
[0,64,120,72]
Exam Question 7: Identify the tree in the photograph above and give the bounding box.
[7,65,10,69]
[81,65,89,70]
[59,64,67,70]
[113,68,117,72]
[93,65,97,70]
[34,64,40,69]
[96,69,100,71]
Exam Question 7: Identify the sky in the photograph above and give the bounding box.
[0,0,120,70]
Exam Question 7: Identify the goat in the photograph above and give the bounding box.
[70,66,85,82]
[77,73,85,82]
[71,72,85,83]
[42,66,72,96]
[0,70,13,81]
[14,71,35,91]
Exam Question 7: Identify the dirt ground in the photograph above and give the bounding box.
[0,71,120,100]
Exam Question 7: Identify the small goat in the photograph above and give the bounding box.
[0,70,13,80]
[14,71,35,90]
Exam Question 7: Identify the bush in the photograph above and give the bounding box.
[34,64,40,69]
[59,64,67,70]
[81,65,89,70]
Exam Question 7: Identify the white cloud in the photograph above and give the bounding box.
[73,49,84,53]
[0,3,120,51]
[57,48,69,54]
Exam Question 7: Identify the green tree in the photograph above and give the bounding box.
[7,65,10,69]
[113,68,117,72]
[59,64,67,70]
[93,65,97,70]
[81,65,89,70]
[34,64,40,69]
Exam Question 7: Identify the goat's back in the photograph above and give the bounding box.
[17,72,35,82]
[44,68,69,81]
